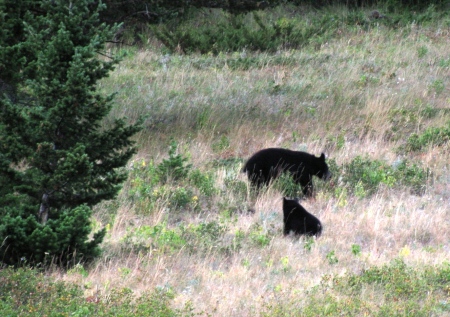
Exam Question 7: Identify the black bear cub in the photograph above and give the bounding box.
[283,197,322,237]
[242,148,331,197]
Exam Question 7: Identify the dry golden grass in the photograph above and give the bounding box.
[57,17,450,316]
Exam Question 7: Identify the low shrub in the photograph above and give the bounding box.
[405,122,450,152]
[338,156,429,196]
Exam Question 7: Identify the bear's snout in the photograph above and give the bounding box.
[323,170,332,181]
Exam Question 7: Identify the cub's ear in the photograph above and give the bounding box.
[320,153,326,160]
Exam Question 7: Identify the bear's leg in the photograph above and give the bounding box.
[298,175,313,197]
[302,183,313,197]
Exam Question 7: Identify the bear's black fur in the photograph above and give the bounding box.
[242,148,331,197]
[283,197,322,237]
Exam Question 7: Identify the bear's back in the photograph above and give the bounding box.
[244,148,314,170]
[283,198,322,236]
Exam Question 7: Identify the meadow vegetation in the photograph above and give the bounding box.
[2,4,450,316]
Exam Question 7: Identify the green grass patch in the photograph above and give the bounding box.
[261,259,450,316]
[0,267,201,316]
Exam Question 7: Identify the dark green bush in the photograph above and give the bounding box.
[189,169,218,197]
[158,140,193,182]
[151,9,373,54]
[150,3,450,54]
[0,204,105,266]
[152,13,277,54]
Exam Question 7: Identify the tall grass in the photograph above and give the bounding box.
[4,5,450,316]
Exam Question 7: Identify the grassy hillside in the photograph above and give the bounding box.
[3,6,450,317]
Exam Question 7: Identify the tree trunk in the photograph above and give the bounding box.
[39,193,49,224]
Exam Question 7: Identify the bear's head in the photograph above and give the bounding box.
[316,153,332,181]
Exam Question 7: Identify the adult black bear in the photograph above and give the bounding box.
[242,148,331,197]
[283,197,322,237]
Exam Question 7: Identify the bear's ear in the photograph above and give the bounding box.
[320,153,326,160]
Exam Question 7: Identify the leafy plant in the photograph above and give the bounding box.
[386,106,427,140]
[189,169,217,197]
[326,250,339,265]
[351,244,362,256]
[249,223,271,247]
[429,79,445,94]
[182,220,229,254]
[304,237,315,251]
[151,8,392,54]
[212,135,231,152]
[417,45,428,58]
[280,256,291,273]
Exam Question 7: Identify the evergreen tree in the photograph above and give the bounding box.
[0,0,142,266]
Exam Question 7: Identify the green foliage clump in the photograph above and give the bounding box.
[348,259,433,300]
[189,169,217,197]
[152,13,272,54]
[141,3,450,55]
[121,216,276,257]
[249,223,272,247]
[386,103,444,142]
[122,220,232,255]
[210,157,247,200]
[182,221,229,254]
[387,106,424,140]
[326,250,339,265]
[0,267,201,316]
[128,141,218,214]
[152,9,381,54]
[0,205,105,265]
[0,267,86,316]
[274,172,302,197]
[405,122,450,152]
[122,223,186,254]
[337,156,429,197]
